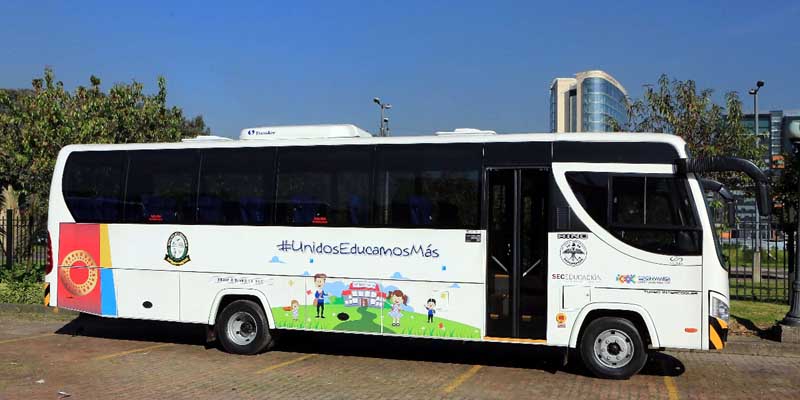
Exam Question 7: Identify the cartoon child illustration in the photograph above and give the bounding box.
[387,289,408,327]
[425,298,437,323]
[290,299,300,321]
[313,273,327,318]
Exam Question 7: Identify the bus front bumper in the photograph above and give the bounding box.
[709,316,729,350]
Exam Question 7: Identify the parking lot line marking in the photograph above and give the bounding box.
[256,354,317,374]
[664,376,679,400]
[94,343,173,361]
[0,333,55,345]
[442,365,482,394]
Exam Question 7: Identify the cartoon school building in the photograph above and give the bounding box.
[341,281,386,308]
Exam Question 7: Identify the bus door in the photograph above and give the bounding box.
[485,168,549,340]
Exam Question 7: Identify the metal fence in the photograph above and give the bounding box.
[721,206,794,303]
[0,210,48,278]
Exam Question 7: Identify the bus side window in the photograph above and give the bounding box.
[198,147,274,225]
[374,143,481,229]
[124,150,200,224]
[62,151,127,223]
[609,176,701,255]
[566,172,701,256]
[275,146,372,227]
[565,171,609,225]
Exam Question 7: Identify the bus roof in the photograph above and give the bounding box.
[58,128,688,154]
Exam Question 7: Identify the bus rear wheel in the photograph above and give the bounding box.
[216,299,273,355]
[579,317,647,379]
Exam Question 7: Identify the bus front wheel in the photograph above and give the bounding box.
[216,299,273,355]
[579,316,647,379]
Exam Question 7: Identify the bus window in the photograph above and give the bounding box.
[564,171,608,225]
[198,148,275,225]
[566,172,701,256]
[62,151,127,223]
[375,144,481,229]
[275,146,372,226]
[124,150,200,224]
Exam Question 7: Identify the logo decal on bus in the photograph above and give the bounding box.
[559,240,587,266]
[60,250,99,297]
[551,273,601,282]
[165,232,190,266]
[555,312,567,328]
[557,233,588,240]
[617,274,637,284]
[616,274,672,285]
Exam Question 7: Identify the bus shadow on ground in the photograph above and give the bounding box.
[54,313,684,378]
[55,313,208,346]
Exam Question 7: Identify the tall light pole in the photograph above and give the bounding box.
[749,81,765,254]
[373,97,392,137]
[782,123,800,327]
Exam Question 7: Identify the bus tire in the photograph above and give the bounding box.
[215,299,273,355]
[579,316,647,380]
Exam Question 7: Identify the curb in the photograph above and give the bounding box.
[0,303,79,316]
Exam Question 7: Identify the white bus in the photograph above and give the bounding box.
[44,124,770,379]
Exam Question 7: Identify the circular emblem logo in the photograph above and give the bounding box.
[560,240,587,267]
[60,250,98,297]
[165,232,190,266]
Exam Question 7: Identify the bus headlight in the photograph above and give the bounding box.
[711,297,729,323]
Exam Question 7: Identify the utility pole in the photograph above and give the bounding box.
[373,97,392,137]
[748,80,765,280]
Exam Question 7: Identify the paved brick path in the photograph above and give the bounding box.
[1,312,799,399]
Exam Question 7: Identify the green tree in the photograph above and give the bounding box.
[0,89,33,114]
[182,115,212,137]
[0,68,210,215]
[612,74,765,189]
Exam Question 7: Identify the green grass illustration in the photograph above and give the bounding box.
[271,304,480,339]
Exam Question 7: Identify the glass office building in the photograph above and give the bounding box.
[549,70,628,133]
[730,110,800,244]
[740,110,800,171]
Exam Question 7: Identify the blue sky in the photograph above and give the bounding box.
[1,1,798,137]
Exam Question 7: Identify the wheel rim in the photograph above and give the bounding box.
[227,311,258,346]
[593,329,634,369]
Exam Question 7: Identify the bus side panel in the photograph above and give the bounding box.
[56,223,118,316]
[591,288,702,349]
[267,276,485,339]
[182,274,301,328]
[547,232,703,349]
[101,224,485,330]
[115,269,180,321]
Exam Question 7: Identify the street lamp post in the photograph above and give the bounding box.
[782,136,800,326]
[373,97,392,137]
[748,81,765,257]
